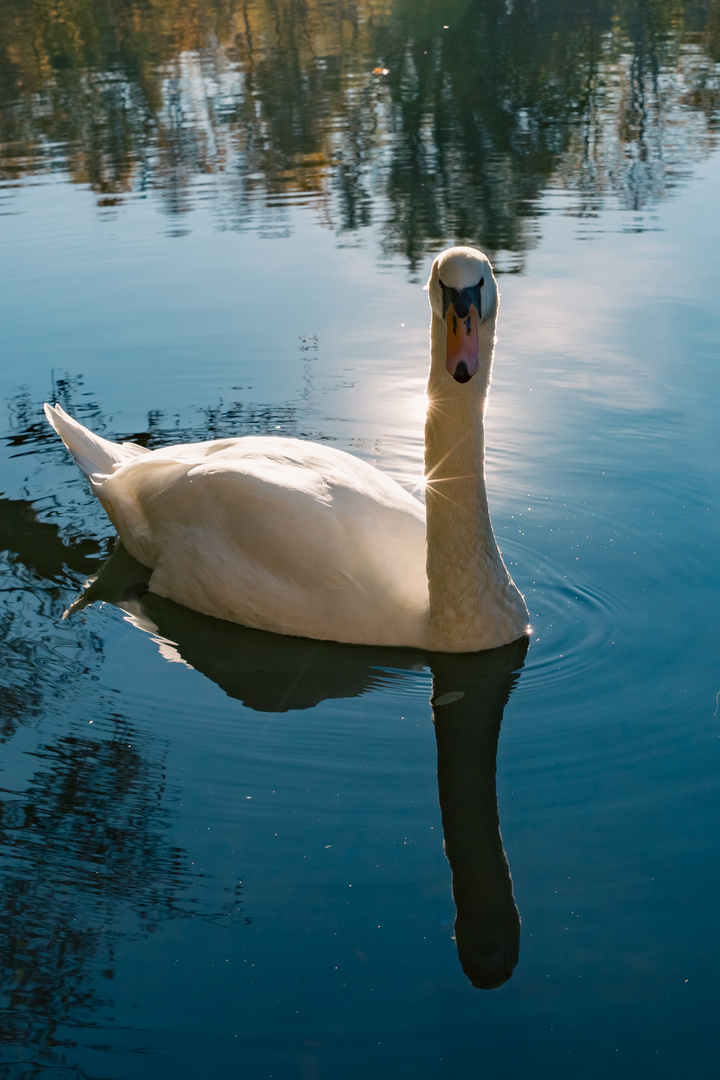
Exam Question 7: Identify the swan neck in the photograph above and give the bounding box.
[424,309,524,651]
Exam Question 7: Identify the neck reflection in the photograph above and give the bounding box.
[430,645,526,988]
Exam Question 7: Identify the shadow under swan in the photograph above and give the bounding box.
[73,541,527,988]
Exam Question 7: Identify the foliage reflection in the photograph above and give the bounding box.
[0,485,247,1071]
[1,0,719,263]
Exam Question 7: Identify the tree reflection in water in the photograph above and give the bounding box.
[0,722,181,1058]
[1,1,719,264]
[0,462,248,1071]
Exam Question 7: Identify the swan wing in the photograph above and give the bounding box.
[44,402,150,478]
[95,437,429,647]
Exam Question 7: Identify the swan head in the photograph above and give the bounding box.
[426,247,498,386]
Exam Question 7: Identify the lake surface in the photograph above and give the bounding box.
[1,1,719,1077]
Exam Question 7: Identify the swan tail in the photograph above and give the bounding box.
[44,403,149,481]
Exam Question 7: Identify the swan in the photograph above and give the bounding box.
[44,246,528,652]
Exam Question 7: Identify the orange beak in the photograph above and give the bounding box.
[445,302,480,383]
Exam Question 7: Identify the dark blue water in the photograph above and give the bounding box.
[1,2,719,1077]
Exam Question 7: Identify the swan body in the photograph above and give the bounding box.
[45,247,528,652]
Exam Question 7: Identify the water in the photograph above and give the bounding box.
[1,2,719,1077]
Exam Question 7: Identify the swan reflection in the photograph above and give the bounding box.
[77,540,526,988]
[431,650,524,988]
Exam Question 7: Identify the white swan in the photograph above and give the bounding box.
[45,246,528,652]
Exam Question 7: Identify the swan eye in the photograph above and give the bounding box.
[478,276,484,288]
[438,277,445,288]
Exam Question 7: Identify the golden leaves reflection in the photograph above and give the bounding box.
[1,1,719,261]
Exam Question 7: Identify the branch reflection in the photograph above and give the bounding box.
[0,498,247,1070]
[1,0,718,262]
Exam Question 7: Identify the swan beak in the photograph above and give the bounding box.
[445,301,480,383]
